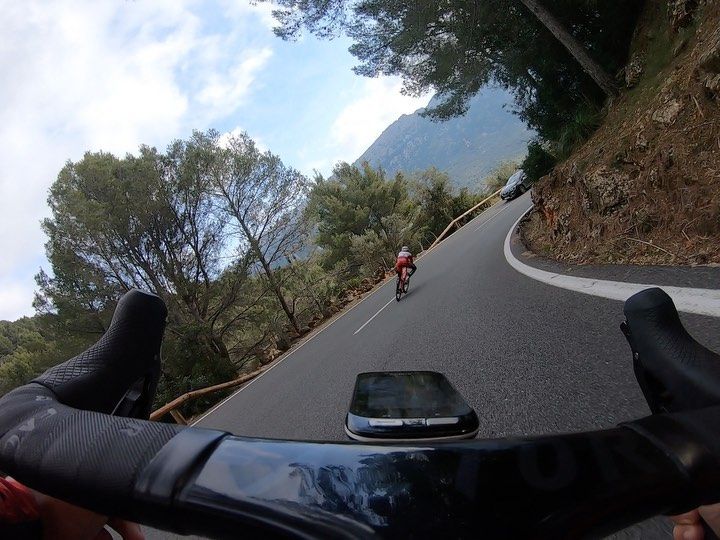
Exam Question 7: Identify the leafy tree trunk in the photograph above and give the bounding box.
[209,332,231,363]
[232,212,302,335]
[285,257,330,318]
[210,132,307,338]
[258,251,301,335]
[518,0,618,97]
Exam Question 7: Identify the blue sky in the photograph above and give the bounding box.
[0,0,431,320]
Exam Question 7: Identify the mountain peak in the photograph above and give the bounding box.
[354,87,533,189]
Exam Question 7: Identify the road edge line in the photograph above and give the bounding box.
[193,198,517,424]
[353,298,394,335]
[503,208,720,318]
[192,270,405,425]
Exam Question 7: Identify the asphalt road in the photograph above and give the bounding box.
[145,192,720,539]
[195,193,719,439]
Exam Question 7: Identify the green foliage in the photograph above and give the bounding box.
[211,132,309,333]
[554,103,604,159]
[0,335,12,356]
[282,255,342,319]
[482,161,522,193]
[353,214,423,273]
[412,168,455,243]
[308,162,419,274]
[452,188,483,221]
[350,230,394,275]
[28,131,314,413]
[0,314,93,395]
[265,0,643,143]
[11,130,346,417]
[521,141,557,182]
[36,136,238,387]
[309,163,488,279]
[0,352,35,394]
[0,318,45,394]
[411,168,488,245]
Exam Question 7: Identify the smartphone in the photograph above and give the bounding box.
[345,371,479,441]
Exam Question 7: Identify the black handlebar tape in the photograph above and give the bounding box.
[3,383,720,537]
[623,287,720,414]
[0,384,183,518]
[624,404,720,513]
[32,289,167,418]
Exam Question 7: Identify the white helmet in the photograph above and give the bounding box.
[401,246,409,252]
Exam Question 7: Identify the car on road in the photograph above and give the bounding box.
[500,169,530,201]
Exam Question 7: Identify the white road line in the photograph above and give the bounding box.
[354,298,395,335]
[194,198,511,424]
[504,208,720,318]
[474,201,514,232]
[192,278,398,425]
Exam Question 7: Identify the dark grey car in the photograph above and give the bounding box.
[500,170,530,200]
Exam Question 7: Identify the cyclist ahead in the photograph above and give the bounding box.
[395,245,416,280]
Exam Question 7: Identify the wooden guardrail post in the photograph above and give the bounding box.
[169,409,188,425]
[150,187,503,423]
[150,365,270,422]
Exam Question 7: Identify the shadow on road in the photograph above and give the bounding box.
[402,282,424,298]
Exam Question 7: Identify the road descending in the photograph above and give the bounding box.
[145,192,720,539]
[194,193,719,439]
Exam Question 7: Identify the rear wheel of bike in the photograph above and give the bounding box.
[395,279,403,301]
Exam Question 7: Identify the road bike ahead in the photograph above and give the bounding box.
[395,267,410,301]
[3,288,720,538]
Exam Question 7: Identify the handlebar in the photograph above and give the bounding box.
[33,288,167,417]
[623,287,720,413]
[1,288,719,538]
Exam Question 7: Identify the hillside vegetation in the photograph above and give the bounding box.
[1,147,494,417]
[524,1,720,265]
[4,0,694,417]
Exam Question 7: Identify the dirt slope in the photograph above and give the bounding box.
[523,1,720,266]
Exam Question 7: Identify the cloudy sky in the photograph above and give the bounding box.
[0,0,431,321]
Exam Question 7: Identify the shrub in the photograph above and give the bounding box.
[554,104,603,159]
[481,160,521,194]
[521,141,557,183]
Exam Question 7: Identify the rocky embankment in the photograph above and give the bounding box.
[523,0,719,266]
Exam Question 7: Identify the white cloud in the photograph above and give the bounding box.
[219,0,278,30]
[219,127,269,153]
[0,282,37,322]
[0,0,274,320]
[0,1,427,321]
[197,48,273,118]
[324,77,430,172]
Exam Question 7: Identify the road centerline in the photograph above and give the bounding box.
[354,298,395,335]
[474,201,514,232]
[193,197,518,427]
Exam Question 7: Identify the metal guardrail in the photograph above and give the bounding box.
[150,188,503,423]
